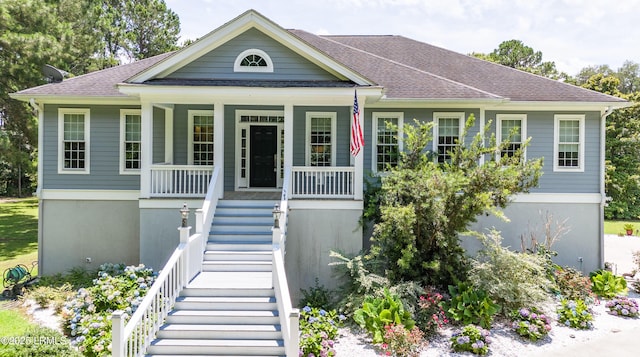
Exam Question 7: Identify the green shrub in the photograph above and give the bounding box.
[469,230,552,313]
[553,267,595,301]
[450,325,491,355]
[557,299,593,329]
[300,278,334,310]
[353,288,415,343]
[61,263,156,356]
[414,288,449,337]
[446,283,499,329]
[590,270,628,299]
[510,307,552,341]
[379,323,425,357]
[0,326,82,357]
[27,283,74,313]
[299,306,345,357]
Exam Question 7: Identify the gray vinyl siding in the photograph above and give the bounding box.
[167,28,337,81]
[42,104,141,190]
[486,111,600,193]
[363,108,481,174]
[153,107,165,163]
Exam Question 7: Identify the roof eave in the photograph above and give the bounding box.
[10,93,140,105]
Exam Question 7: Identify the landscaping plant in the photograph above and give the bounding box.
[450,324,491,355]
[605,296,639,318]
[446,283,499,329]
[299,306,345,357]
[414,289,449,337]
[470,230,552,313]
[61,263,156,356]
[0,326,82,357]
[556,299,593,329]
[353,288,415,343]
[300,278,334,310]
[589,270,628,299]
[510,307,552,341]
[553,266,595,302]
[379,323,425,357]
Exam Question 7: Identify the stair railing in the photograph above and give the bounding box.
[112,166,221,357]
[272,167,300,357]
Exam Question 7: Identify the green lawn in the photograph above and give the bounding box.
[0,198,39,275]
[0,305,33,337]
[604,220,640,235]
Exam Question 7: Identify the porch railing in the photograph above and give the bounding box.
[112,166,222,357]
[150,164,214,197]
[272,168,300,357]
[291,166,355,199]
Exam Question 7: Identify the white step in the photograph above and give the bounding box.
[209,232,272,243]
[210,224,273,234]
[180,287,275,297]
[206,242,272,251]
[146,338,284,355]
[217,200,276,208]
[214,215,273,225]
[173,296,277,311]
[202,260,272,272]
[204,250,273,261]
[156,323,282,340]
[165,310,279,325]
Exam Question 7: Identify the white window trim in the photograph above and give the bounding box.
[233,48,274,73]
[188,110,215,166]
[432,112,464,159]
[496,114,527,161]
[305,112,337,166]
[554,114,585,172]
[119,109,141,175]
[57,108,90,175]
[372,112,404,173]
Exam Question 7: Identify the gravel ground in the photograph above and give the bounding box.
[335,235,640,356]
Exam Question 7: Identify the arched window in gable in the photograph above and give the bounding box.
[234,49,274,73]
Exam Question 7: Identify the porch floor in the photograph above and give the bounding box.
[188,271,272,289]
[223,191,281,200]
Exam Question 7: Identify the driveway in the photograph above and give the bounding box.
[604,234,640,275]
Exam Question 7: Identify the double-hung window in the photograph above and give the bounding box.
[188,110,214,166]
[58,108,90,174]
[120,110,141,174]
[554,114,585,172]
[306,112,336,166]
[497,114,527,159]
[372,112,403,172]
[434,112,464,163]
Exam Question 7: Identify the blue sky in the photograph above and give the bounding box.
[166,0,640,75]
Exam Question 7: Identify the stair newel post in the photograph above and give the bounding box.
[272,203,282,246]
[195,208,203,234]
[288,309,300,357]
[111,310,126,357]
[179,203,191,289]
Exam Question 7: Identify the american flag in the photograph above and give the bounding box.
[350,89,364,156]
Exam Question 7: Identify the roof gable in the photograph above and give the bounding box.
[127,9,372,85]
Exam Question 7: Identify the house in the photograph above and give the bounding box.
[12,9,628,298]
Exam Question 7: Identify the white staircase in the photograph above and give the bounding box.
[146,200,285,357]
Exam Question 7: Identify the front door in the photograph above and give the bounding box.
[250,126,277,187]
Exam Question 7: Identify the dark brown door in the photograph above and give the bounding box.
[250,126,277,187]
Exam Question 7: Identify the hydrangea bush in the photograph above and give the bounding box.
[61,263,156,356]
[450,325,491,355]
[299,305,345,357]
[605,296,639,318]
[556,299,593,330]
[511,307,552,341]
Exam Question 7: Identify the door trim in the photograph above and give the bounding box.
[235,110,284,191]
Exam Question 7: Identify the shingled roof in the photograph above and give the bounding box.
[13,24,626,105]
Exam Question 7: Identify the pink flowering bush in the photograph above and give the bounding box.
[605,296,639,318]
[511,307,552,341]
[61,263,156,356]
[415,290,449,337]
[379,323,425,357]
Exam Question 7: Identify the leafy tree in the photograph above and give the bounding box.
[367,116,543,288]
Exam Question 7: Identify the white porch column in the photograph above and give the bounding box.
[214,102,224,198]
[284,104,294,193]
[140,100,153,198]
[354,96,364,200]
[164,106,174,164]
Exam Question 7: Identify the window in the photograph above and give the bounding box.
[188,110,214,166]
[120,110,141,174]
[497,114,527,159]
[373,112,403,172]
[58,108,90,174]
[554,114,585,171]
[434,112,464,163]
[306,112,336,166]
[234,49,274,72]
